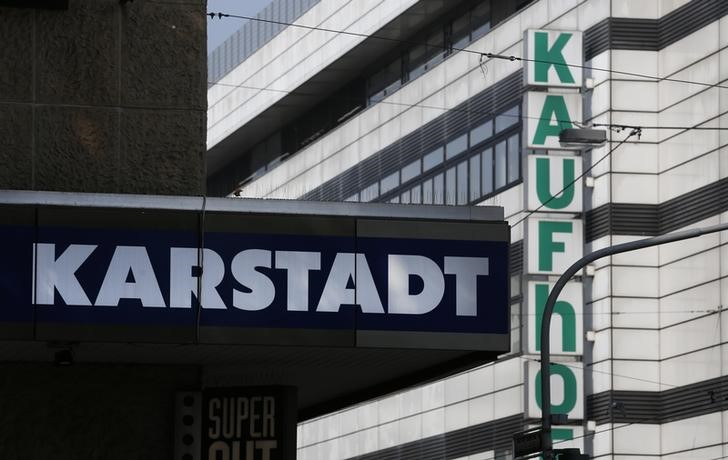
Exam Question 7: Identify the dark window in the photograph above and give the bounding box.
[451,12,470,50]
[407,28,445,80]
[368,58,403,103]
[471,2,491,41]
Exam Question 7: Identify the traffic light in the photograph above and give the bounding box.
[554,448,589,459]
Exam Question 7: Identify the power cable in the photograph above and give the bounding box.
[204,9,728,125]
[516,306,724,317]
[208,80,728,132]
[519,356,677,390]
[206,11,728,91]
[511,128,640,228]
[207,11,728,226]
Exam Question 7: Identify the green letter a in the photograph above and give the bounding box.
[532,95,573,146]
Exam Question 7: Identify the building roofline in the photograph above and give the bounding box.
[0,190,504,221]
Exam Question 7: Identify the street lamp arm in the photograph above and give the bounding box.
[539,221,728,458]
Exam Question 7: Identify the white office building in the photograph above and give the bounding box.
[207,0,728,457]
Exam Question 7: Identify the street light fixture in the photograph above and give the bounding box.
[558,128,607,148]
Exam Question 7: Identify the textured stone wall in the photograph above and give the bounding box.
[0,363,200,460]
[0,0,207,195]
[0,1,207,457]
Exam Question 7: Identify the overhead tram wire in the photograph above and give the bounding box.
[207,11,728,91]
[208,80,728,132]
[510,127,641,229]
[205,12,728,129]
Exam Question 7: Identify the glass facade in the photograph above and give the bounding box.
[366,1,493,105]
[341,104,522,206]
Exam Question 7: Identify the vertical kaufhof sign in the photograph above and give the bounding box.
[523,29,585,423]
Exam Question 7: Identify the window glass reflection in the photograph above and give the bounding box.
[410,184,422,204]
[495,105,519,133]
[380,171,399,194]
[422,178,433,204]
[495,141,506,189]
[470,120,492,146]
[401,159,422,183]
[445,134,468,160]
[433,173,444,205]
[481,147,493,195]
[471,2,491,41]
[446,166,457,205]
[423,147,444,171]
[507,134,520,183]
[361,182,379,202]
[469,155,481,201]
[457,161,468,205]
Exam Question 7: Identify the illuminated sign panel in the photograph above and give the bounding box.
[0,197,510,352]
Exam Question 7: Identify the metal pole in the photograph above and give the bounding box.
[540,221,728,459]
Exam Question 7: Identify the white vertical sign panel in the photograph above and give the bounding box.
[525,92,583,150]
[526,154,582,212]
[524,29,583,88]
[525,360,584,420]
[526,217,583,275]
[526,281,583,356]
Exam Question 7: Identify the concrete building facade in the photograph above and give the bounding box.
[207,0,728,458]
[0,1,206,458]
[0,0,207,196]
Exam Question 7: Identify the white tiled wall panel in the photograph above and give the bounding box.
[660,345,721,388]
[660,412,722,454]
[611,297,659,329]
[659,247,721,297]
[612,359,660,391]
[660,314,721,359]
[613,424,660,455]
[660,279,722,328]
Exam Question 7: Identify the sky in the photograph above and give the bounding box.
[207,0,272,54]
